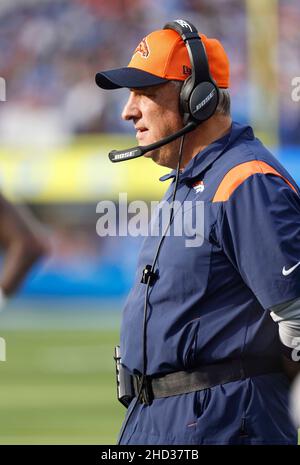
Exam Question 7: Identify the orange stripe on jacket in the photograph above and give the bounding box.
[212,160,297,202]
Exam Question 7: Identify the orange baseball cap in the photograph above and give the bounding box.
[96,28,230,90]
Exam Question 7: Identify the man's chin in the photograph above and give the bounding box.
[144,149,160,163]
[143,149,158,161]
[143,150,173,169]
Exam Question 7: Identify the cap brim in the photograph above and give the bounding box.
[95,67,169,89]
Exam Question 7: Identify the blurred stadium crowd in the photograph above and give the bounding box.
[1,0,298,145]
[0,0,247,147]
[0,0,299,300]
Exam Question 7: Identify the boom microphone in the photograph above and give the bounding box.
[108,121,197,162]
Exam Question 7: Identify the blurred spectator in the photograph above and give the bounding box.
[279,0,300,144]
[290,373,300,429]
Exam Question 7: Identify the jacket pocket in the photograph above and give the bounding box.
[183,318,201,369]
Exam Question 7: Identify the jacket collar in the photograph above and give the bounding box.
[159,122,254,183]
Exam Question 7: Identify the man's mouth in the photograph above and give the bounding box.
[135,127,148,140]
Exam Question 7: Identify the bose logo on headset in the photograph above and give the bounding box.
[113,150,139,160]
[195,88,216,111]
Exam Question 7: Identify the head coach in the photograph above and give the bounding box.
[95,19,300,445]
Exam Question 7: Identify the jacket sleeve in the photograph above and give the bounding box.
[217,173,300,310]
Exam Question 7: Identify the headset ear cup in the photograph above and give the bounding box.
[180,79,219,124]
[179,77,194,124]
[189,82,219,122]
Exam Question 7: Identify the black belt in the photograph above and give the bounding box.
[132,358,283,405]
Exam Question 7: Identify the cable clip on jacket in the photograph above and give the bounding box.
[141,265,157,286]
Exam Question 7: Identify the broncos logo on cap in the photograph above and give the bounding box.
[134,38,150,58]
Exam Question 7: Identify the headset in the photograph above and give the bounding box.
[166,19,219,125]
[116,19,219,444]
[109,19,220,163]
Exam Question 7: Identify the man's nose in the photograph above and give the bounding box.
[121,92,141,121]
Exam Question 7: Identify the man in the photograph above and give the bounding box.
[96,20,300,444]
[0,194,48,307]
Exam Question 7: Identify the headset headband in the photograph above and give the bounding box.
[163,20,216,89]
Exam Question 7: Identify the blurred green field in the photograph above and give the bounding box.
[0,305,299,445]
[0,324,124,444]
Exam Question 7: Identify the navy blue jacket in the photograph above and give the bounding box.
[120,122,300,444]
